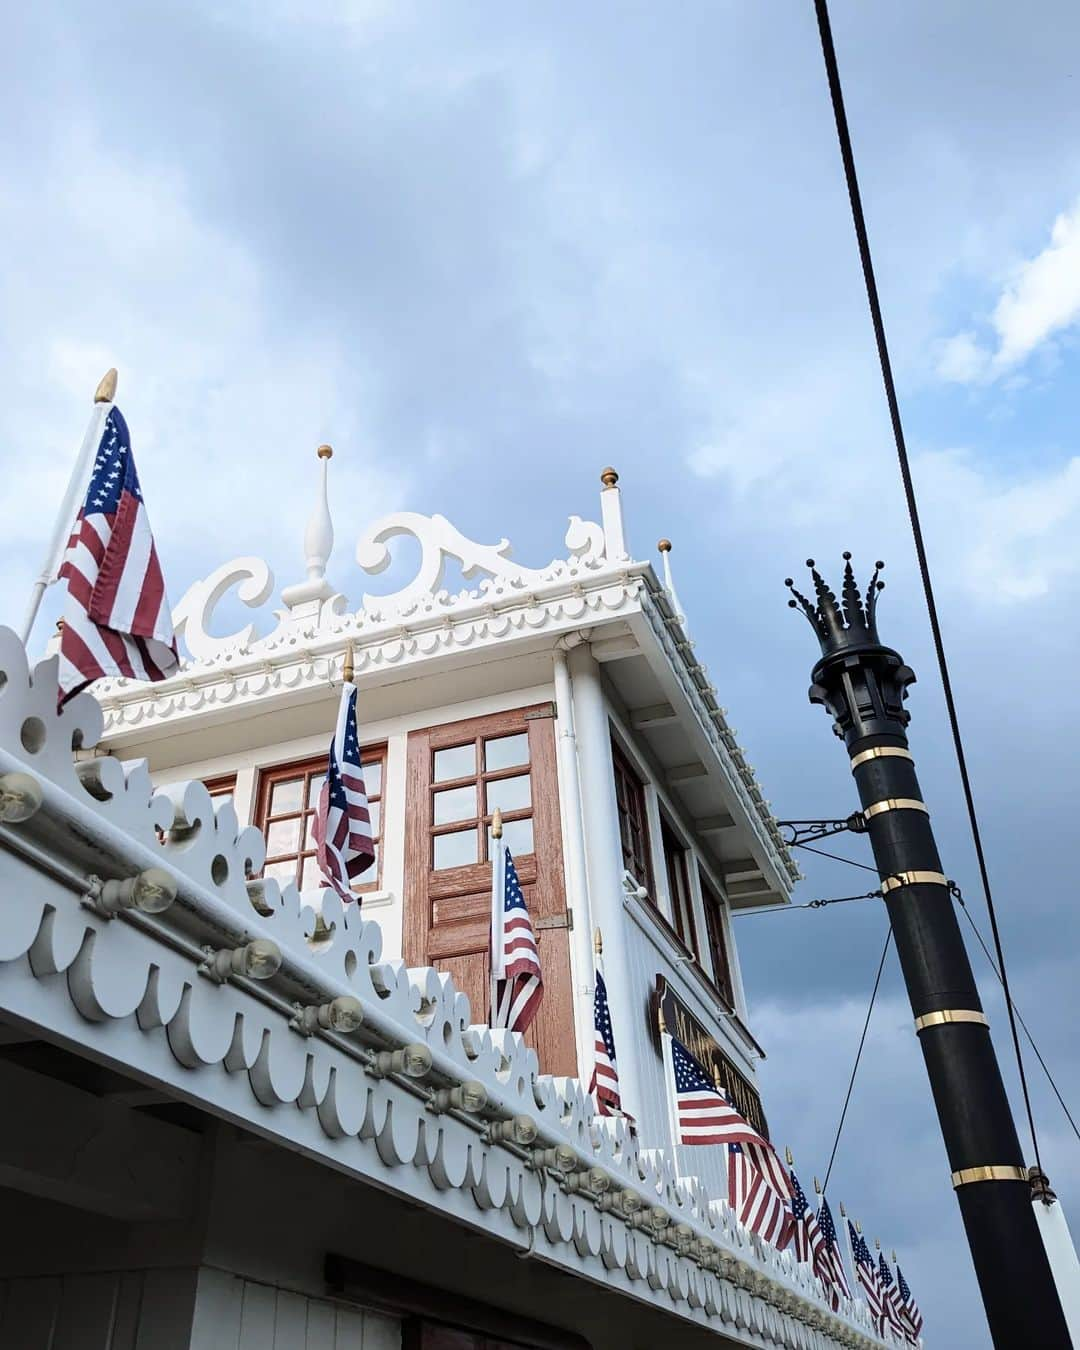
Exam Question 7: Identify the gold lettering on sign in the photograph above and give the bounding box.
[653,976,769,1139]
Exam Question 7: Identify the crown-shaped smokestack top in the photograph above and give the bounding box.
[785,553,886,655]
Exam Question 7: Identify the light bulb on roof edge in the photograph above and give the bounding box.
[0,771,43,823]
[322,995,364,1033]
[98,866,178,917]
[587,1167,610,1193]
[238,938,282,980]
[376,1042,433,1079]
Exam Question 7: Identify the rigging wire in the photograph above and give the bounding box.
[822,925,893,1193]
[740,887,881,915]
[950,885,1080,1149]
[812,0,1043,1174]
[782,834,1080,1150]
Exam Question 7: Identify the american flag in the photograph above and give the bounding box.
[57,407,178,705]
[312,681,375,902]
[849,1222,885,1326]
[666,1034,768,1147]
[490,841,543,1033]
[588,965,622,1114]
[877,1251,907,1341]
[790,1169,827,1273]
[728,1142,795,1248]
[818,1195,852,1309]
[896,1263,923,1344]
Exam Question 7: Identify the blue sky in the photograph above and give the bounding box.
[4,3,1080,1344]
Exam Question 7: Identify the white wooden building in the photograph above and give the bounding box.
[0,459,895,1349]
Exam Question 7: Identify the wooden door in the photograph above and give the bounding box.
[404,705,576,1077]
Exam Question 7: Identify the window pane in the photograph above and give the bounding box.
[360,759,382,798]
[434,744,476,782]
[264,858,297,888]
[434,828,478,870]
[434,784,476,825]
[486,773,531,815]
[301,854,324,891]
[307,774,326,808]
[368,799,381,837]
[484,733,529,772]
[270,778,304,814]
[266,817,300,857]
[501,817,534,858]
[352,846,379,887]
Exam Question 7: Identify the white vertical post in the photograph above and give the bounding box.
[567,641,643,1118]
[20,369,117,647]
[552,642,595,1078]
[1032,1190,1080,1346]
[599,467,628,561]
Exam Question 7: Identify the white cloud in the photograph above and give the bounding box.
[939,198,1080,382]
[914,446,1080,601]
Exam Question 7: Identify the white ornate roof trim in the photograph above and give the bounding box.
[90,506,795,886]
[0,632,892,1350]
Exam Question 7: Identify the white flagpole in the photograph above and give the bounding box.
[489,808,505,1025]
[20,368,117,647]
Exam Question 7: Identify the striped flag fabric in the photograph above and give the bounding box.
[665,1034,771,1147]
[877,1251,907,1341]
[849,1222,885,1327]
[728,1142,795,1249]
[790,1169,827,1273]
[312,680,375,902]
[818,1195,852,1309]
[896,1263,923,1344]
[588,965,622,1115]
[490,839,543,1033]
[57,407,178,705]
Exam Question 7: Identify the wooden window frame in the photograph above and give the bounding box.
[700,869,735,1012]
[661,815,699,958]
[427,723,535,871]
[254,747,386,893]
[611,738,654,896]
[202,772,237,799]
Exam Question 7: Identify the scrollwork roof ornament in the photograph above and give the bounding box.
[171,557,276,661]
[355,511,606,619]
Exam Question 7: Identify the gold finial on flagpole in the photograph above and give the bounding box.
[785,1146,794,1167]
[839,1201,847,1218]
[891,1249,897,1264]
[94,368,118,403]
[492,807,503,840]
[317,443,333,459]
[856,1220,862,1235]
[342,641,354,684]
[594,926,603,956]
[874,1237,881,1251]
[814,1176,822,1195]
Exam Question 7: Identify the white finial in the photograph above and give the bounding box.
[657,537,685,623]
[305,445,335,583]
[599,466,629,561]
[281,445,338,622]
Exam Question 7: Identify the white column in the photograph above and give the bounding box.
[1033,1193,1080,1345]
[599,467,629,561]
[567,642,644,1117]
[552,642,595,1077]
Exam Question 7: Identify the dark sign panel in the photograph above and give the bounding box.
[654,975,769,1139]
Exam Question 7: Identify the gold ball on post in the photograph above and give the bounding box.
[600,466,619,487]
[658,538,672,553]
[317,444,333,460]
